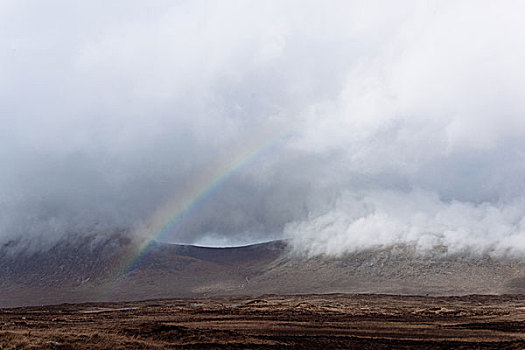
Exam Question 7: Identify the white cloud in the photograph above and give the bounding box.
[286,190,525,256]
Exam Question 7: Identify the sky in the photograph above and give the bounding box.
[2,1,525,255]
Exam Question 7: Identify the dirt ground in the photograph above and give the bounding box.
[2,294,525,349]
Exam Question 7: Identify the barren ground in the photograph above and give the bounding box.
[2,294,525,349]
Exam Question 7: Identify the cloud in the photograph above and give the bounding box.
[285,190,525,256]
[2,1,525,253]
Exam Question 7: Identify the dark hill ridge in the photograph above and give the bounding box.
[2,234,525,307]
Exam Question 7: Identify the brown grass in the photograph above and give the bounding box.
[2,294,525,349]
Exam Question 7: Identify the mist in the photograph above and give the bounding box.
[2,1,525,255]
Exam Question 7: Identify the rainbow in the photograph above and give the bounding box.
[101,127,294,298]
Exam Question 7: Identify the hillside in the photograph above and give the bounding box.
[2,235,525,307]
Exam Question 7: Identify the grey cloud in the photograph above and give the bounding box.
[2,1,525,254]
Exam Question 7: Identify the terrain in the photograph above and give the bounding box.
[3,294,525,349]
[3,234,525,307]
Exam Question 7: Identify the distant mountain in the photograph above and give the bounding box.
[2,234,525,307]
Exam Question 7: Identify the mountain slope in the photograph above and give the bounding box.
[2,235,525,307]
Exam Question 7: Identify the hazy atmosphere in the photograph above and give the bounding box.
[2,1,525,255]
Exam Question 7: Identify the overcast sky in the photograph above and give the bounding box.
[2,1,525,254]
